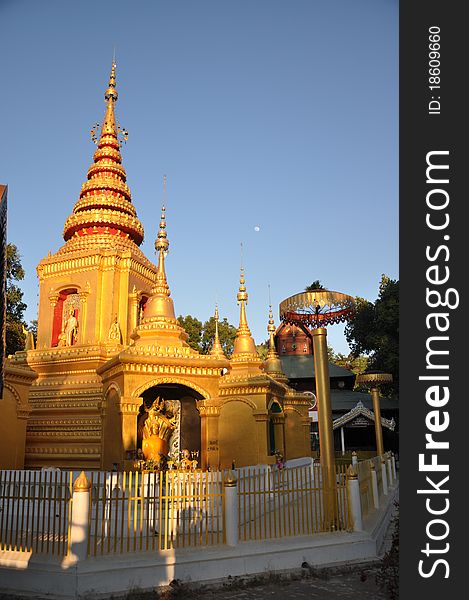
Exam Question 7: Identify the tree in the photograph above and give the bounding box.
[345,275,399,396]
[305,280,325,291]
[177,315,203,352]
[255,340,269,360]
[5,243,27,356]
[200,316,238,356]
[29,319,38,345]
[178,314,238,356]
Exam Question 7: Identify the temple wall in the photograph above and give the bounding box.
[283,406,310,459]
[101,387,123,470]
[0,386,27,468]
[218,400,261,468]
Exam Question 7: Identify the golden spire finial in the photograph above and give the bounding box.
[210,303,226,358]
[264,292,287,380]
[267,284,275,334]
[237,267,248,305]
[142,190,175,320]
[155,205,169,254]
[266,302,278,358]
[105,61,118,102]
[231,256,261,365]
[267,285,277,355]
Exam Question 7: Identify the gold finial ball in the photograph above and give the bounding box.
[73,470,91,492]
[105,87,118,102]
[224,469,238,487]
[155,234,169,253]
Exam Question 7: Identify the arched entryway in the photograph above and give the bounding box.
[137,384,204,464]
[268,401,284,456]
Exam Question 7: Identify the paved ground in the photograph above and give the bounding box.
[166,565,387,599]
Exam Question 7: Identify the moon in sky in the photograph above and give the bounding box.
[254,225,260,232]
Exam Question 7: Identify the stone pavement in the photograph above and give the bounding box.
[164,503,398,600]
[172,566,386,599]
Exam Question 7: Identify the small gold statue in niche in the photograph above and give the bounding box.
[138,397,177,462]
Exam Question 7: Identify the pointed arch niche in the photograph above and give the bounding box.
[51,288,80,347]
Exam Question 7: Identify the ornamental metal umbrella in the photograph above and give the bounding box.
[280,289,355,530]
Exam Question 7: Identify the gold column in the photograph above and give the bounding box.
[356,372,392,457]
[48,291,60,347]
[78,290,89,344]
[311,327,337,529]
[371,387,384,456]
[119,398,141,466]
[128,289,140,341]
[200,403,220,469]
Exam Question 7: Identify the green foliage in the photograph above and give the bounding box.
[177,315,203,352]
[345,275,399,396]
[5,243,27,356]
[200,316,237,356]
[178,314,237,356]
[29,319,38,344]
[255,340,269,360]
[305,280,325,291]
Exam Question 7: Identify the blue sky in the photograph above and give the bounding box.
[0,0,398,354]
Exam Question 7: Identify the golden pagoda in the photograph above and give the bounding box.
[2,63,310,470]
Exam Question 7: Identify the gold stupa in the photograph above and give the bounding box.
[2,63,310,470]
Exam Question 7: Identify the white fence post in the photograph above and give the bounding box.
[70,471,91,562]
[370,463,380,509]
[381,458,388,496]
[224,470,238,547]
[347,466,362,531]
[391,453,397,480]
[386,456,393,486]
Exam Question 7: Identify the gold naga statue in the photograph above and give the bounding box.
[138,397,177,462]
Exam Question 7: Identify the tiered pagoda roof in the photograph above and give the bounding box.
[62,63,144,250]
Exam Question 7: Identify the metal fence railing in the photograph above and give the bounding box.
[1,456,395,557]
[87,469,225,555]
[237,463,350,541]
[0,470,73,556]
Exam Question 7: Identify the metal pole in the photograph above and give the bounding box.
[371,387,385,455]
[311,327,337,530]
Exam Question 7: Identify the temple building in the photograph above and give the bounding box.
[275,322,398,453]
[1,64,311,470]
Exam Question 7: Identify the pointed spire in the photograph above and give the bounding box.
[231,265,261,364]
[152,205,171,298]
[264,301,288,381]
[210,304,226,358]
[142,185,175,321]
[63,61,144,247]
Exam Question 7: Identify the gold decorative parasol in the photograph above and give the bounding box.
[279,289,355,328]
